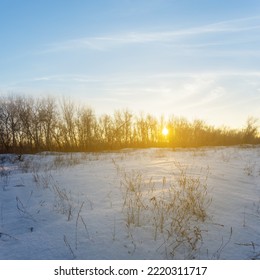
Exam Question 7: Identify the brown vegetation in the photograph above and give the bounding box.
[0,95,259,153]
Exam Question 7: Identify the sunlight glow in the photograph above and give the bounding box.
[162,127,169,136]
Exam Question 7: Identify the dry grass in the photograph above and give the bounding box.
[0,166,10,191]
[243,160,256,176]
[117,160,211,258]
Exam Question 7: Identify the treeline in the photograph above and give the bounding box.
[0,95,259,153]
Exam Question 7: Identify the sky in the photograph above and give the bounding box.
[1,0,260,128]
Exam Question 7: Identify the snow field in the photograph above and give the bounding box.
[0,147,260,259]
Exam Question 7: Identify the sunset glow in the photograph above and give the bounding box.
[0,1,260,129]
[162,127,169,137]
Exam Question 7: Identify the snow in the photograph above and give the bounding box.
[0,147,260,260]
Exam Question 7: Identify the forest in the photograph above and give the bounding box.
[0,95,259,153]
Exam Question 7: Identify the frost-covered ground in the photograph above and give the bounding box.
[0,146,260,260]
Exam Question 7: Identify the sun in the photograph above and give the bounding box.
[162,127,169,136]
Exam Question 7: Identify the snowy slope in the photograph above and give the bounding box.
[0,147,260,260]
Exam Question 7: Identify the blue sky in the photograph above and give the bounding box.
[1,0,260,128]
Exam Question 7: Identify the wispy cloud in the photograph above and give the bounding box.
[32,75,104,83]
[40,16,260,53]
[3,68,260,128]
[19,70,260,90]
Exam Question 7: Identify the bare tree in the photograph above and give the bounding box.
[76,106,95,150]
[60,98,78,150]
[243,117,259,144]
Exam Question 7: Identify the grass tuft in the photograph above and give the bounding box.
[117,160,211,258]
